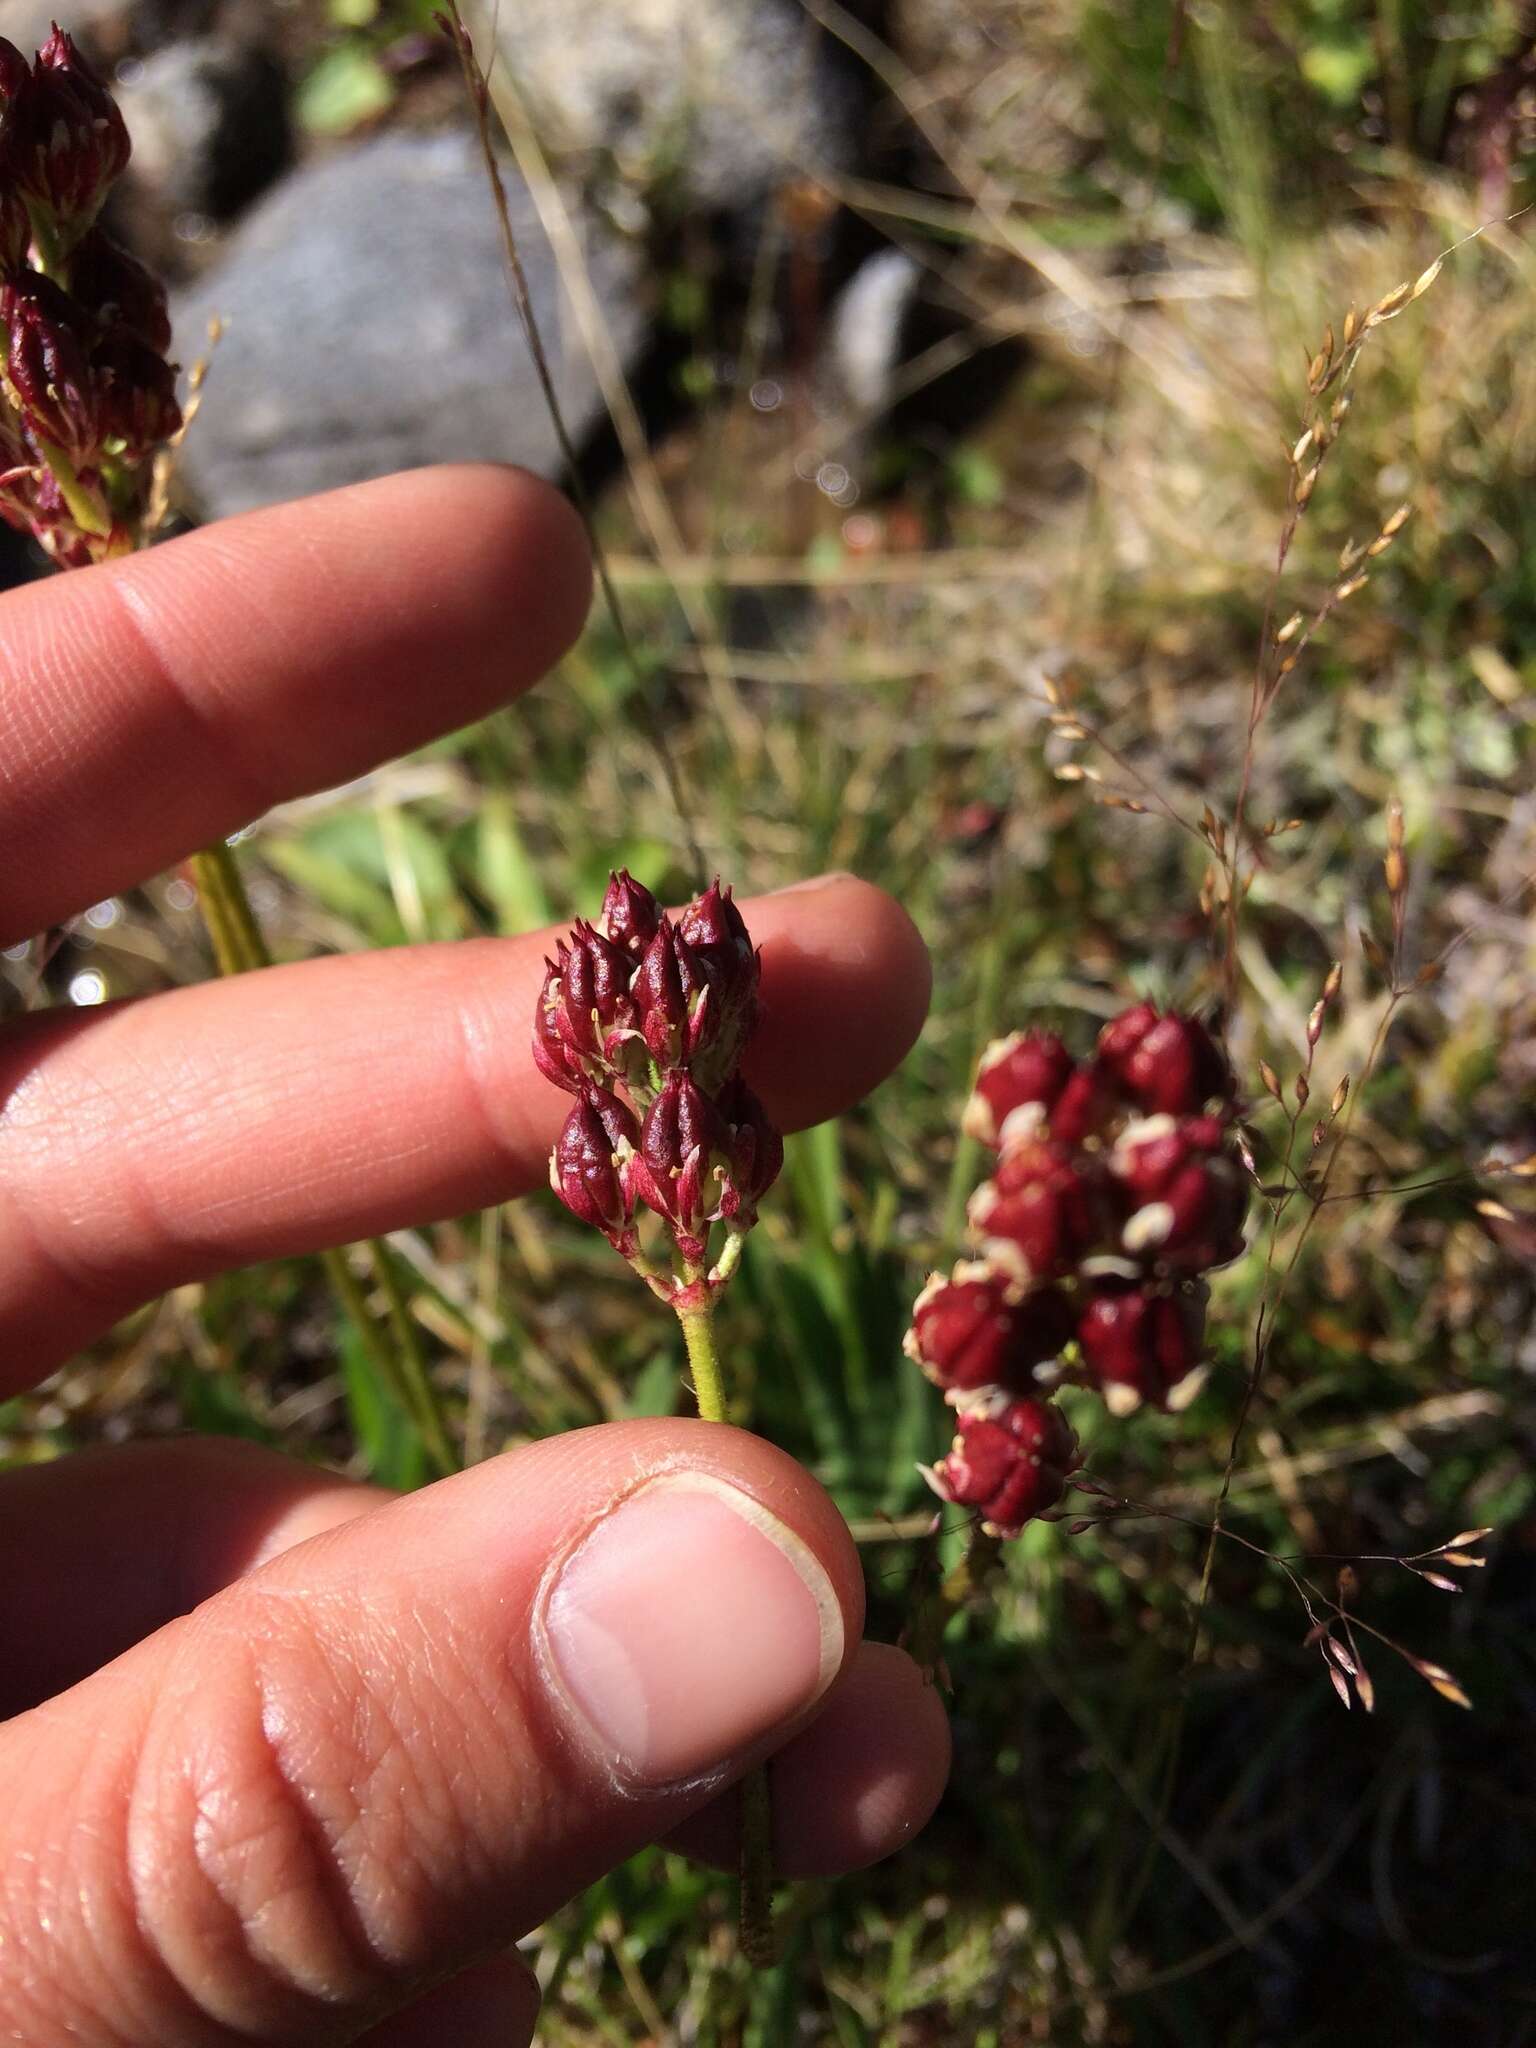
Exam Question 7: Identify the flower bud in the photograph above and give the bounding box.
[1077,1280,1207,1414]
[12,27,130,236]
[549,1089,640,1255]
[629,1070,732,1262]
[0,38,31,159]
[677,880,759,1087]
[969,1139,1107,1283]
[600,867,662,956]
[1097,1004,1232,1116]
[1047,1063,1113,1146]
[531,920,642,1097]
[632,915,713,1071]
[91,325,181,457]
[714,1074,783,1227]
[903,1262,1075,1396]
[927,1397,1079,1537]
[68,226,172,353]
[0,270,98,459]
[0,181,31,271]
[1111,1115,1247,1271]
[962,1030,1075,1148]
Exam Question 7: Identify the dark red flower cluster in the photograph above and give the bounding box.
[908,1003,1246,1537]
[536,872,782,1294]
[1,28,180,566]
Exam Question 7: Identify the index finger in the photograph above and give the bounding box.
[0,465,592,946]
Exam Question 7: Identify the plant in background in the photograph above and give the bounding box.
[905,1008,1247,1657]
[901,241,1518,1716]
[0,27,179,566]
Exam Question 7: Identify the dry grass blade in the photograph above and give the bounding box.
[437,5,706,879]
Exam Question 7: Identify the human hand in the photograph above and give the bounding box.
[0,466,950,2045]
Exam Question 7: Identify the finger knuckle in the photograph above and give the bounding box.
[127,1612,413,2038]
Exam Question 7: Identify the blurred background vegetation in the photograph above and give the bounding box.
[4,0,1535,2040]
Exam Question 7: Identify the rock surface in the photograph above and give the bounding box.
[170,131,648,519]
[116,35,291,225]
[468,0,867,218]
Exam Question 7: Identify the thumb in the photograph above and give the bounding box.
[0,1420,859,2047]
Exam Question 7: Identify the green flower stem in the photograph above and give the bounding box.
[906,1527,1003,1677]
[675,1293,777,1964]
[369,1230,457,1479]
[187,841,456,1478]
[187,840,268,976]
[677,1307,729,1424]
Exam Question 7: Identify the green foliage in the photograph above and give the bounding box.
[297,0,444,136]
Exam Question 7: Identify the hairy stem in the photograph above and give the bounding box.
[677,1307,729,1424]
[187,842,456,1477]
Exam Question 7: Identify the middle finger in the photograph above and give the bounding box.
[0,876,930,1380]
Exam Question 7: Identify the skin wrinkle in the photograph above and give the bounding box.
[131,1615,390,2037]
[104,571,283,832]
[450,978,549,1176]
[10,1695,192,2048]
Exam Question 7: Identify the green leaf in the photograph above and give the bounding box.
[625,1346,681,1419]
[339,1321,429,1489]
[166,1359,278,1445]
[1299,38,1376,108]
[475,796,553,934]
[297,45,395,136]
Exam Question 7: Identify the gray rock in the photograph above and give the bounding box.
[115,36,291,225]
[170,131,649,519]
[467,0,864,220]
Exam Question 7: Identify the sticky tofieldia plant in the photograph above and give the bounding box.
[903,1009,1247,1657]
[536,869,784,1955]
[910,241,1511,1708]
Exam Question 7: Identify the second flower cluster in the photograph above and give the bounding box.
[908,1005,1249,1537]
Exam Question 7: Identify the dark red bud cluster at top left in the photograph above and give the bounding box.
[908,1004,1247,1538]
[537,872,782,1291]
[1,27,181,566]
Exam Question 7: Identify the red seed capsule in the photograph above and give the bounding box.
[1112,1115,1247,1271]
[1098,1005,1232,1116]
[1077,1280,1208,1414]
[969,1139,1108,1283]
[549,1089,640,1255]
[714,1074,783,1227]
[904,1263,1075,1396]
[928,1397,1080,1536]
[628,1070,734,1263]
[962,1031,1076,1149]
[599,868,663,956]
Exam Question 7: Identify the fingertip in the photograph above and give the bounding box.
[668,1639,951,1878]
[359,1953,540,2047]
[436,463,593,680]
[745,875,932,1124]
